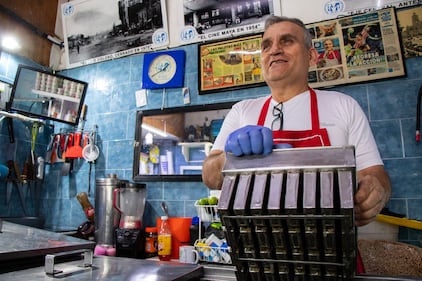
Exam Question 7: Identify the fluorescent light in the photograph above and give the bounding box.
[142,124,168,137]
[2,36,20,50]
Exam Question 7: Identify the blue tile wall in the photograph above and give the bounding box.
[1,47,421,246]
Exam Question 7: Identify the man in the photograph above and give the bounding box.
[202,16,391,227]
[317,38,342,67]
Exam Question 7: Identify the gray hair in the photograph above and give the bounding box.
[264,15,313,49]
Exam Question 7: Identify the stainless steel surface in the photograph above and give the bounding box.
[0,221,95,261]
[0,256,203,281]
[200,264,422,281]
[219,146,357,280]
[45,249,93,275]
[223,146,356,172]
[95,174,123,245]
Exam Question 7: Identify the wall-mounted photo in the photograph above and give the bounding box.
[307,7,405,88]
[178,0,281,45]
[62,0,168,68]
[396,5,422,58]
[198,34,265,94]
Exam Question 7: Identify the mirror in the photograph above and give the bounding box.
[0,81,12,110]
[8,64,88,125]
[133,102,235,181]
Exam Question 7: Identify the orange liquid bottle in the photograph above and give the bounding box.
[157,216,172,261]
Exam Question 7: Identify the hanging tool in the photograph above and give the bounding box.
[61,133,73,175]
[5,160,28,215]
[82,126,99,195]
[66,105,87,159]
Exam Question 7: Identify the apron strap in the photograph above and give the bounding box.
[257,88,320,130]
[257,97,271,126]
[309,87,320,130]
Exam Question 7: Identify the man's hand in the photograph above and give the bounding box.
[355,166,391,226]
[225,125,273,156]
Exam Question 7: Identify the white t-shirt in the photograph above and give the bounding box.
[212,89,383,171]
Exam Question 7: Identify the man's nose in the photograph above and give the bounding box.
[269,43,283,55]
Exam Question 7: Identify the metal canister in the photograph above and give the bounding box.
[94,174,127,246]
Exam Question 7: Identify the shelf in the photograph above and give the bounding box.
[178,142,212,162]
[32,89,79,103]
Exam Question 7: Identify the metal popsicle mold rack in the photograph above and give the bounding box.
[218,146,357,281]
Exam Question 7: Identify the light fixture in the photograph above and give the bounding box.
[2,35,20,50]
[142,124,168,137]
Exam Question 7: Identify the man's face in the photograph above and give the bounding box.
[324,40,334,50]
[260,21,316,85]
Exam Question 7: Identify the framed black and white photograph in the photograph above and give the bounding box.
[177,0,281,45]
[397,5,422,58]
[61,0,168,68]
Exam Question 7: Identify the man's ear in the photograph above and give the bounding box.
[308,48,319,66]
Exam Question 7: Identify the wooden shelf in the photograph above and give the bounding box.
[32,89,79,103]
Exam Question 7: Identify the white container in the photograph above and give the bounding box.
[358,220,399,241]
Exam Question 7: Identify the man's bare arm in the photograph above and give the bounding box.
[202,150,226,189]
[355,165,391,226]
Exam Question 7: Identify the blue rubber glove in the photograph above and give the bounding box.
[225,125,273,156]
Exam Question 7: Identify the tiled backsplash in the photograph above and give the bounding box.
[0,47,421,246]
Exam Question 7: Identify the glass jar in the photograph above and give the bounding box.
[144,226,158,258]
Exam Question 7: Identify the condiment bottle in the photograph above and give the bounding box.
[76,192,95,222]
[144,227,158,258]
[157,216,172,261]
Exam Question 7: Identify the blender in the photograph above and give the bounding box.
[113,182,146,258]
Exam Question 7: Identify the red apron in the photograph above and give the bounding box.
[257,88,331,148]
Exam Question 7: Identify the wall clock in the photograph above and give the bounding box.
[142,50,185,89]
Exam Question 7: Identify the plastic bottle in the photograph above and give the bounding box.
[157,216,172,261]
[144,227,158,258]
[189,216,204,246]
[76,192,95,222]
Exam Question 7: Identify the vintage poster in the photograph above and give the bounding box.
[61,0,168,68]
[396,5,422,58]
[307,7,405,88]
[198,34,265,94]
[177,0,281,46]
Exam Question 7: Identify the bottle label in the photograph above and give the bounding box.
[157,234,172,256]
[145,236,158,253]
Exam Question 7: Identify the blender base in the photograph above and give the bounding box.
[115,228,145,258]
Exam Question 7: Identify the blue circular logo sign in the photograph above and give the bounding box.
[62,4,74,17]
[324,0,345,15]
[180,26,197,42]
[152,30,169,45]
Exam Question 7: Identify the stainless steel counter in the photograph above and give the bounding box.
[200,264,422,281]
[0,221,95,261]
[0,256,203,281]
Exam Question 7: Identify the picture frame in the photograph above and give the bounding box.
[61,0,169,69]
[133,102,235,181]
[198,34,266,95]
[306,7,405,88]
[9,65,88,126]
